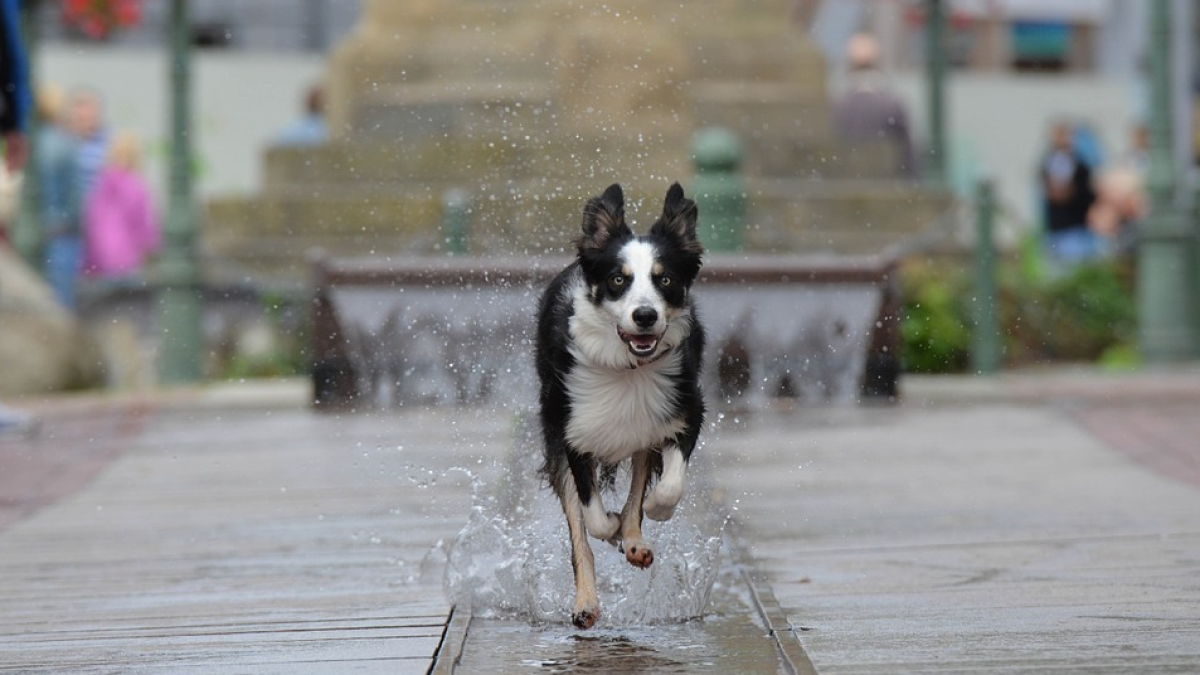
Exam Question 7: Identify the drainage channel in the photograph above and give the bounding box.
[430,529,817,675]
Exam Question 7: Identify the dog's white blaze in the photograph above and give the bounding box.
[616,240,664,331]
[645,445,686,521]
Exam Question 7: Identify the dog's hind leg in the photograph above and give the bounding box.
[644,444,687,521]
[558,476,601,629]
[618,451,654,568]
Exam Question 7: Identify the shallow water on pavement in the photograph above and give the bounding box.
[452,551,788,674]
[442,415,790,673]
[444,414,728,627]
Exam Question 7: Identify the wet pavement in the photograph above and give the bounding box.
[1,371,1199,673]
[450,550,790,675]
[0,387,479,674]
[737,371,1200,674]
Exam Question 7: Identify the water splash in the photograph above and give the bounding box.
[445,414,728,627]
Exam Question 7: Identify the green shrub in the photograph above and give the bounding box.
[1009,261,1135,362]
[898,255,1136,372]
[899,260,971,373]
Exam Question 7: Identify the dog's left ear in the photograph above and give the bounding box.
[651,182,704,256]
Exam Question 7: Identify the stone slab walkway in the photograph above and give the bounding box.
[0,388,491,674]
[2,371,1199,673]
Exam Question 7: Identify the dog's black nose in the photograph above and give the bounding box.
[632,307,658,329]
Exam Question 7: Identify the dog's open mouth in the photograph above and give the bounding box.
[618,328,661,357]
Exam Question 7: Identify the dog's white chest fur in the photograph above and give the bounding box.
[563,356,685,463]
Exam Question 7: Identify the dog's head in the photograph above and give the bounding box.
[575,182,704,361]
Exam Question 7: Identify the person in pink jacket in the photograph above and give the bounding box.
[83,131,160,279]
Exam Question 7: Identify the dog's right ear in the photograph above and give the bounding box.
[576,183,630,252]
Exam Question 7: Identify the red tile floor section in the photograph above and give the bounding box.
[0,403,149,531]
[1075,402,1200,489]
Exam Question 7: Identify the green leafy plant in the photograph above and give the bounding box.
[898,254,1136,373]
[899,259,971,373]
[1010,261,1135,362]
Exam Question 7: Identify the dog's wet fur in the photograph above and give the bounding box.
[536,183,706,629]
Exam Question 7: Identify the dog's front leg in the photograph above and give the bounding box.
[558,477,601,629]
[566,449,619,542]
[645,444,687,521]
[618,451,654,568]
[562,449,614,628]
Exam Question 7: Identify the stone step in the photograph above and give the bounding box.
[259,133,900,201]
[261,139,691,194]
[203,180,951,284]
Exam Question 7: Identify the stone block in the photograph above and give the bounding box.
[0,245,101,395]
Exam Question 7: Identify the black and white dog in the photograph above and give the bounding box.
[536,182,705,629]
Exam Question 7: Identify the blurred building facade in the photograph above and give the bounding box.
[39,0,363,52]
[34,0,1199,250]
[810,0,1148,75]
[810,0,1195,239]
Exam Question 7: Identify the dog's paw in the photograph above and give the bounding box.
[585,509,621,541]
[624,542,654,569]
[643,498,677,522]
[644,482,683,522]
[572,603,599,630]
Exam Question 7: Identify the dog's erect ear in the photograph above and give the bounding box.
[576,183,631,252]
[650,182,703,256]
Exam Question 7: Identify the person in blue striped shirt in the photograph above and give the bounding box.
[68,87,110,199]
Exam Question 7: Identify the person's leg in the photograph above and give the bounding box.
[44,235,82,308]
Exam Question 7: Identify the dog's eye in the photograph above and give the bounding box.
[610,274,626,287]
[659,275,673,287]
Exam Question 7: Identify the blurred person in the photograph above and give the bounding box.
[0,0,38,438]
[271,84,327,148]
[1087,167,1142,257]
[1088,124,1148,257]
[1071,123,1104,171]
[67,87,110,199]
[831,33,917,179]
[37,84,83,308]
[0,0,28,175]
[83,131,160,280]
[1039,121,1098,262]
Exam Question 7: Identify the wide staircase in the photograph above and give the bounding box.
[203,0,950,284]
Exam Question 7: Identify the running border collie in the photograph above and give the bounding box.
[536,182,705,629]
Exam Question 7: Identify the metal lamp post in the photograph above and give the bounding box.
[156,0,203,383]
[1137,0,1196,362]
[13,0,42,266]
[690,126,746,252]
[923,0,948,188]
[971,180,1000,374]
